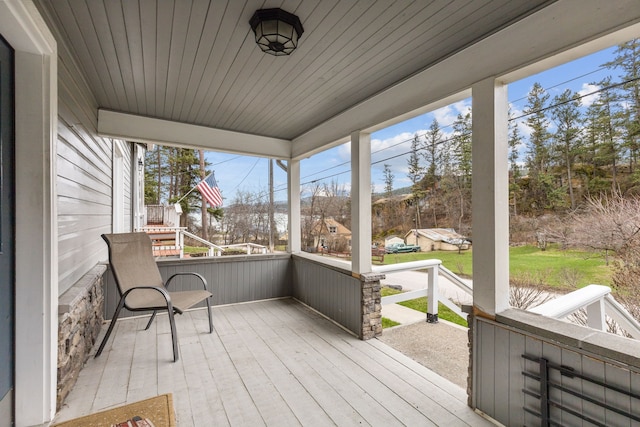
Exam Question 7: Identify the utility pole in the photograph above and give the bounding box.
[199,150,208,241]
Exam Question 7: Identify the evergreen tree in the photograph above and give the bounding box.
[508,109,523,215]
[589,77,623,192]
[407,134,424,228]
[383,163,394,197]
[523,82,553,212]
[445,111,472,230]
[421,119,443,227]
[144,145,208,227]
[421,119,443,190]
[551,89,583,209]
[452,112,472,183]
[604,39,640,174]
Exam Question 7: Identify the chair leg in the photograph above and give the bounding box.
[167,308,179,362]
[206,297,213,333]
[145,310,157,330]
[95,296,127,358]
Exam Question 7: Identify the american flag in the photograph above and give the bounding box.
[196,173,223,207]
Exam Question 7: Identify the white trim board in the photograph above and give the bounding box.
[98,109,292,159]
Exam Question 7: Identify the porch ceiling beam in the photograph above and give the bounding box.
[291,0,640,160]
[98,109,292,159]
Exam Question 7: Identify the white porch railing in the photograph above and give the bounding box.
[375,259,640,339]
[181,230,224,257]
[139,226,224,258]
[529,284,640,339]
[220,243,268,254]
[374,259,472,323]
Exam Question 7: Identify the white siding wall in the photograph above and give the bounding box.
[55,32,132,294]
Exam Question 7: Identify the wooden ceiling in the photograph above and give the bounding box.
[36,0,554,143]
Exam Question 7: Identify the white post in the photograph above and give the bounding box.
[179,230,184,258]
[8,3,59,421]
[427,265,439,322]
[351,131,372,275]
[587,299,606,331]
[288,159,301,253]
[472,77,510,317]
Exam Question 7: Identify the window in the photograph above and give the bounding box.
[329,226,337,234]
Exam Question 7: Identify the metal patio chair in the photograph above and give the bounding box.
[95,232,213,362]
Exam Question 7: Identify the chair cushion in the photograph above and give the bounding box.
[125,288,212,312]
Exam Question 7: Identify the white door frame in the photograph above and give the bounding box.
[113,142,125,233]
[0,1,58,425]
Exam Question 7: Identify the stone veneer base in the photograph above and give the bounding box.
[56,264,106,409]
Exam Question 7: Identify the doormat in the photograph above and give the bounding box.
[52,393,176,427]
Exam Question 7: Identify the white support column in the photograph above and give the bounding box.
[14,49,58,427]
[471,78,510,317]
[351,131,372,275]
[2,1,59,423]
[288,159,301,253]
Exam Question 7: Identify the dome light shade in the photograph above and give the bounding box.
[249,8,304,56]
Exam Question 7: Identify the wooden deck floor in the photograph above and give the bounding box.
[54,298,495,426]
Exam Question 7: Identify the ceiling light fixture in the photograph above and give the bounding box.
[249,8,304,56]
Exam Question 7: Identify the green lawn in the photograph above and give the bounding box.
[381,317,400,328]
[381,244,611,290]
[381,287,468,328]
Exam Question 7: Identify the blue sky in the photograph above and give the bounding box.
[206,42,623,204]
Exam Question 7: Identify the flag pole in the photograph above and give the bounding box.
[175,172,213,205]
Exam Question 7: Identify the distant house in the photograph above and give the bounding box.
[384,235,405,247]
[405,228,471,252]
[310,218,352,252]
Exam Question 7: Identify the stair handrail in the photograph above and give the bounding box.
[437,264,473,297]
[220,243,268,254]
[603,294,640,339]
[180,230,224,256]
[529,284,640,339]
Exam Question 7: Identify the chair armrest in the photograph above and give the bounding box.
[165,272,209,291]
[121,285,177,312]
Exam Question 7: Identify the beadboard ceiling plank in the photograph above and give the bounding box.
[120,0,146,115]
[139,0,157,117]
[185,0,250,124]
[171,0,214,120]
[51,0,116,108]
[154,0,174,117]
[251,0,441,137]
[82,0,130,110]
[162,0,193,118]
[101,0,140,111]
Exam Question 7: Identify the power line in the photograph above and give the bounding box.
[211,155,242,166]
[221,66,631,197]
[509,66,609,105]
[230,158,262,192]
[286,76,637,187]
[510,76,640,122]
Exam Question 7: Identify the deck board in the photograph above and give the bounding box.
[54,298,495,426]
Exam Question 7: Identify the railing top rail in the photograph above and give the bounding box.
[223,243,267,249]
[372,259,442,274]
[603,295,640,339]
[529,284,611,318]
[139,226,187,231]
[181,230,224,250]
[438,264,473,296]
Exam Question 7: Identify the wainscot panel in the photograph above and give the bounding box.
[291,254,363,337]
[473,309,640,426]
[103,253,292,320]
